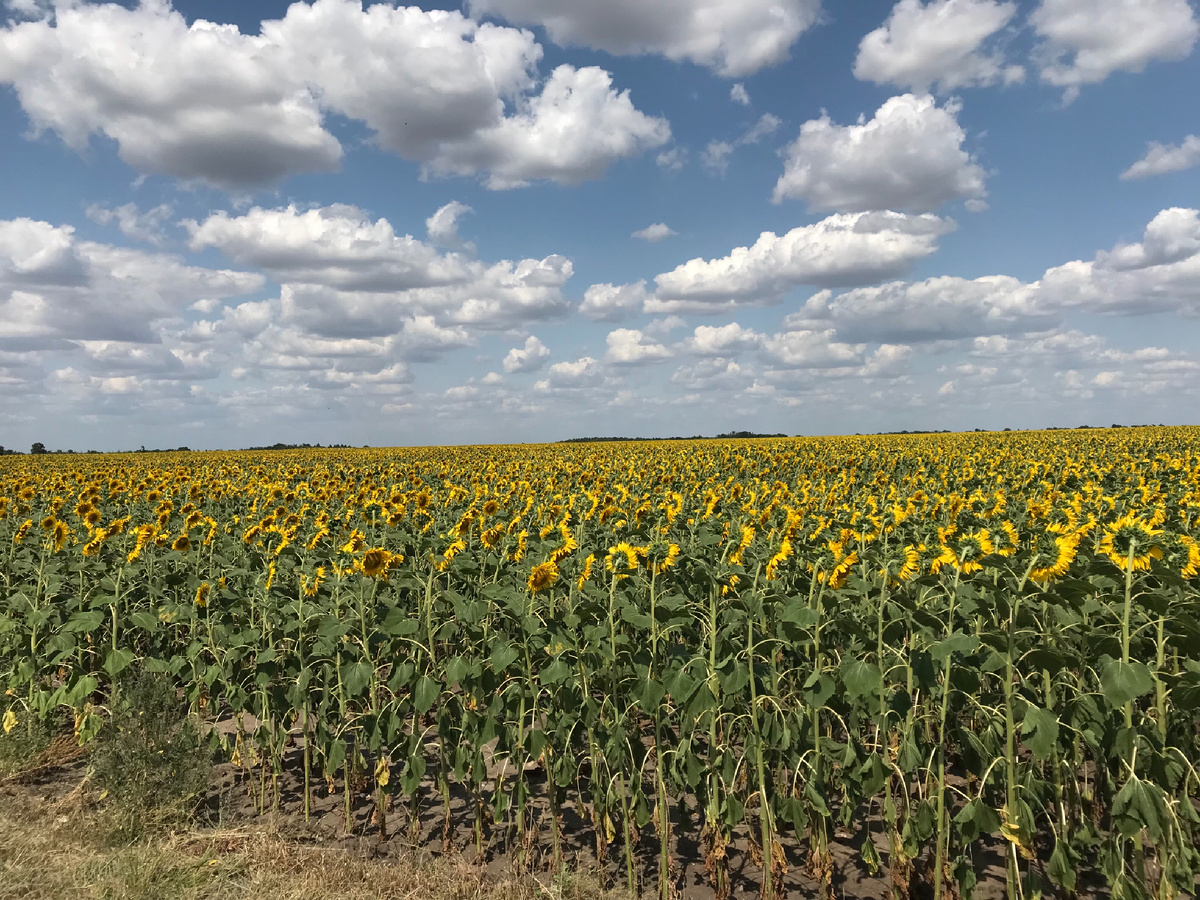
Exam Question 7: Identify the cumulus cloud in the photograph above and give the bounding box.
[85,203,174,246]
[762,329,866,368]
[536,355,603,389]
[605,328,672,364]
[1121,135,1200,180]
[466,0,822,77]
[185,204,573,332]
[649,211,953,313]
[503,334,550,372]
[684,322,764,355]
[579,280,650,321]
[632,223,678,242]
[1039,207,1200,314]
[656,147,687,172]
[0,0,668,189]
[811,275,1056,343]
[730,83,750,105]
[0,217,262,345]
[854,0,1024,93]
[773,93,987,212]
[1030,0,1199,102]
[426,201,474,251]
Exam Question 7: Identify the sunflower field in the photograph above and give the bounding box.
[2,428,1200,899]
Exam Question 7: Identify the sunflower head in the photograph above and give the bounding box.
[172,534,191,553]
[527,560,559,593]
[1099,514,1162,571]
[362,548,392,578]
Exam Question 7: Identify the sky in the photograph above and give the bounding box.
[0,0,1198,451]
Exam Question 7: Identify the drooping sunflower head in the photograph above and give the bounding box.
[1099,514,1162,571]
[1159,533,1200,578]
[171,534,191,553]
[194,582,211,608]
[52,520,70,552]
[1029,530,1081,585]
[361,548,392,578]
[527,559,558,593]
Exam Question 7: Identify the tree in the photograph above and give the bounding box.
[30,442,47,455]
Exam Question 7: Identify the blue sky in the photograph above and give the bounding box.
[1,0,1198,450]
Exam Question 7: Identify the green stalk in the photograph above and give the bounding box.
[933,567,961,900]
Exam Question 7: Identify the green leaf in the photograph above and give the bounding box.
[840,658,883,701]
[413,675,439,713]
[1020,706,1060,761]
[1099,658,1154,709]
[930,631,979,663]
[1112,776,1165,841]
[342,660,373,698]
[490,641,519,673]
[129,611,159,633]
[62,610,104,633]
[102,648,135,677]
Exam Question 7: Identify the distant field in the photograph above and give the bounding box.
[2,429,1199,899]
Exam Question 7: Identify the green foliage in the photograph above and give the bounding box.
[87,670,211,838]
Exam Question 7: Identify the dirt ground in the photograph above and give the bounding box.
[4,721,1030,900]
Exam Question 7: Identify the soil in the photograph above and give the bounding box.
[5,719,1043,900]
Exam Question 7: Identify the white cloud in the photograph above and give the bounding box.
[537,355,603,389]
[426,201,474,251]
[684,322,764,355]
[762,329,866,368]
[656,147,687,172]
[503,334,550,372]
[854,0,1024,93]
[730,83,750,105]
[605,328,672,364]
[670,357,750,391]
[85,203,174,246]
[579,280,650,321]
[418,64,671,189]
[773,93,987,212]
[1121,135,1200,180]
[0,0,667,190]
[185,204,573,332]
[1039,208,1200,315]
[702,141,735,174]
[649,211,953,313]
[0,217,262,345]
[703,113,781,175]
[0,0,342,188]
[816,275,1055,343]
[1030,0,1199,102]
[632,223,678,242]
[466,0,822,77]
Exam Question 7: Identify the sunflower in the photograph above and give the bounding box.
[83,534,104,557]
[932,527,994,575]
[52,520,70,552]
[527,560,559,593]
[481,525,505,549]
[482,499,500,517]
[1029,531,1081,584]
[765,537,793,580]
[1160,533,1200,578]
[577,553,596,590]
[1099,513,1162,571]
[302,566,327,597]
[39,515,55,531]
[172,534,191,552]
[340,530,366,553]
[606,542,644,575]
[14,519,33,544]
[194,582,211,608]
[650,542,681,575]
[361,548,392,578]
[992,520,1020,557]
[881,545,920,583]
[728,525,755,566]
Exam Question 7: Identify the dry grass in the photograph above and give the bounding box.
[0,790,629,900]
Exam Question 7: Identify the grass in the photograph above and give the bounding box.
[0,787,628,900]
